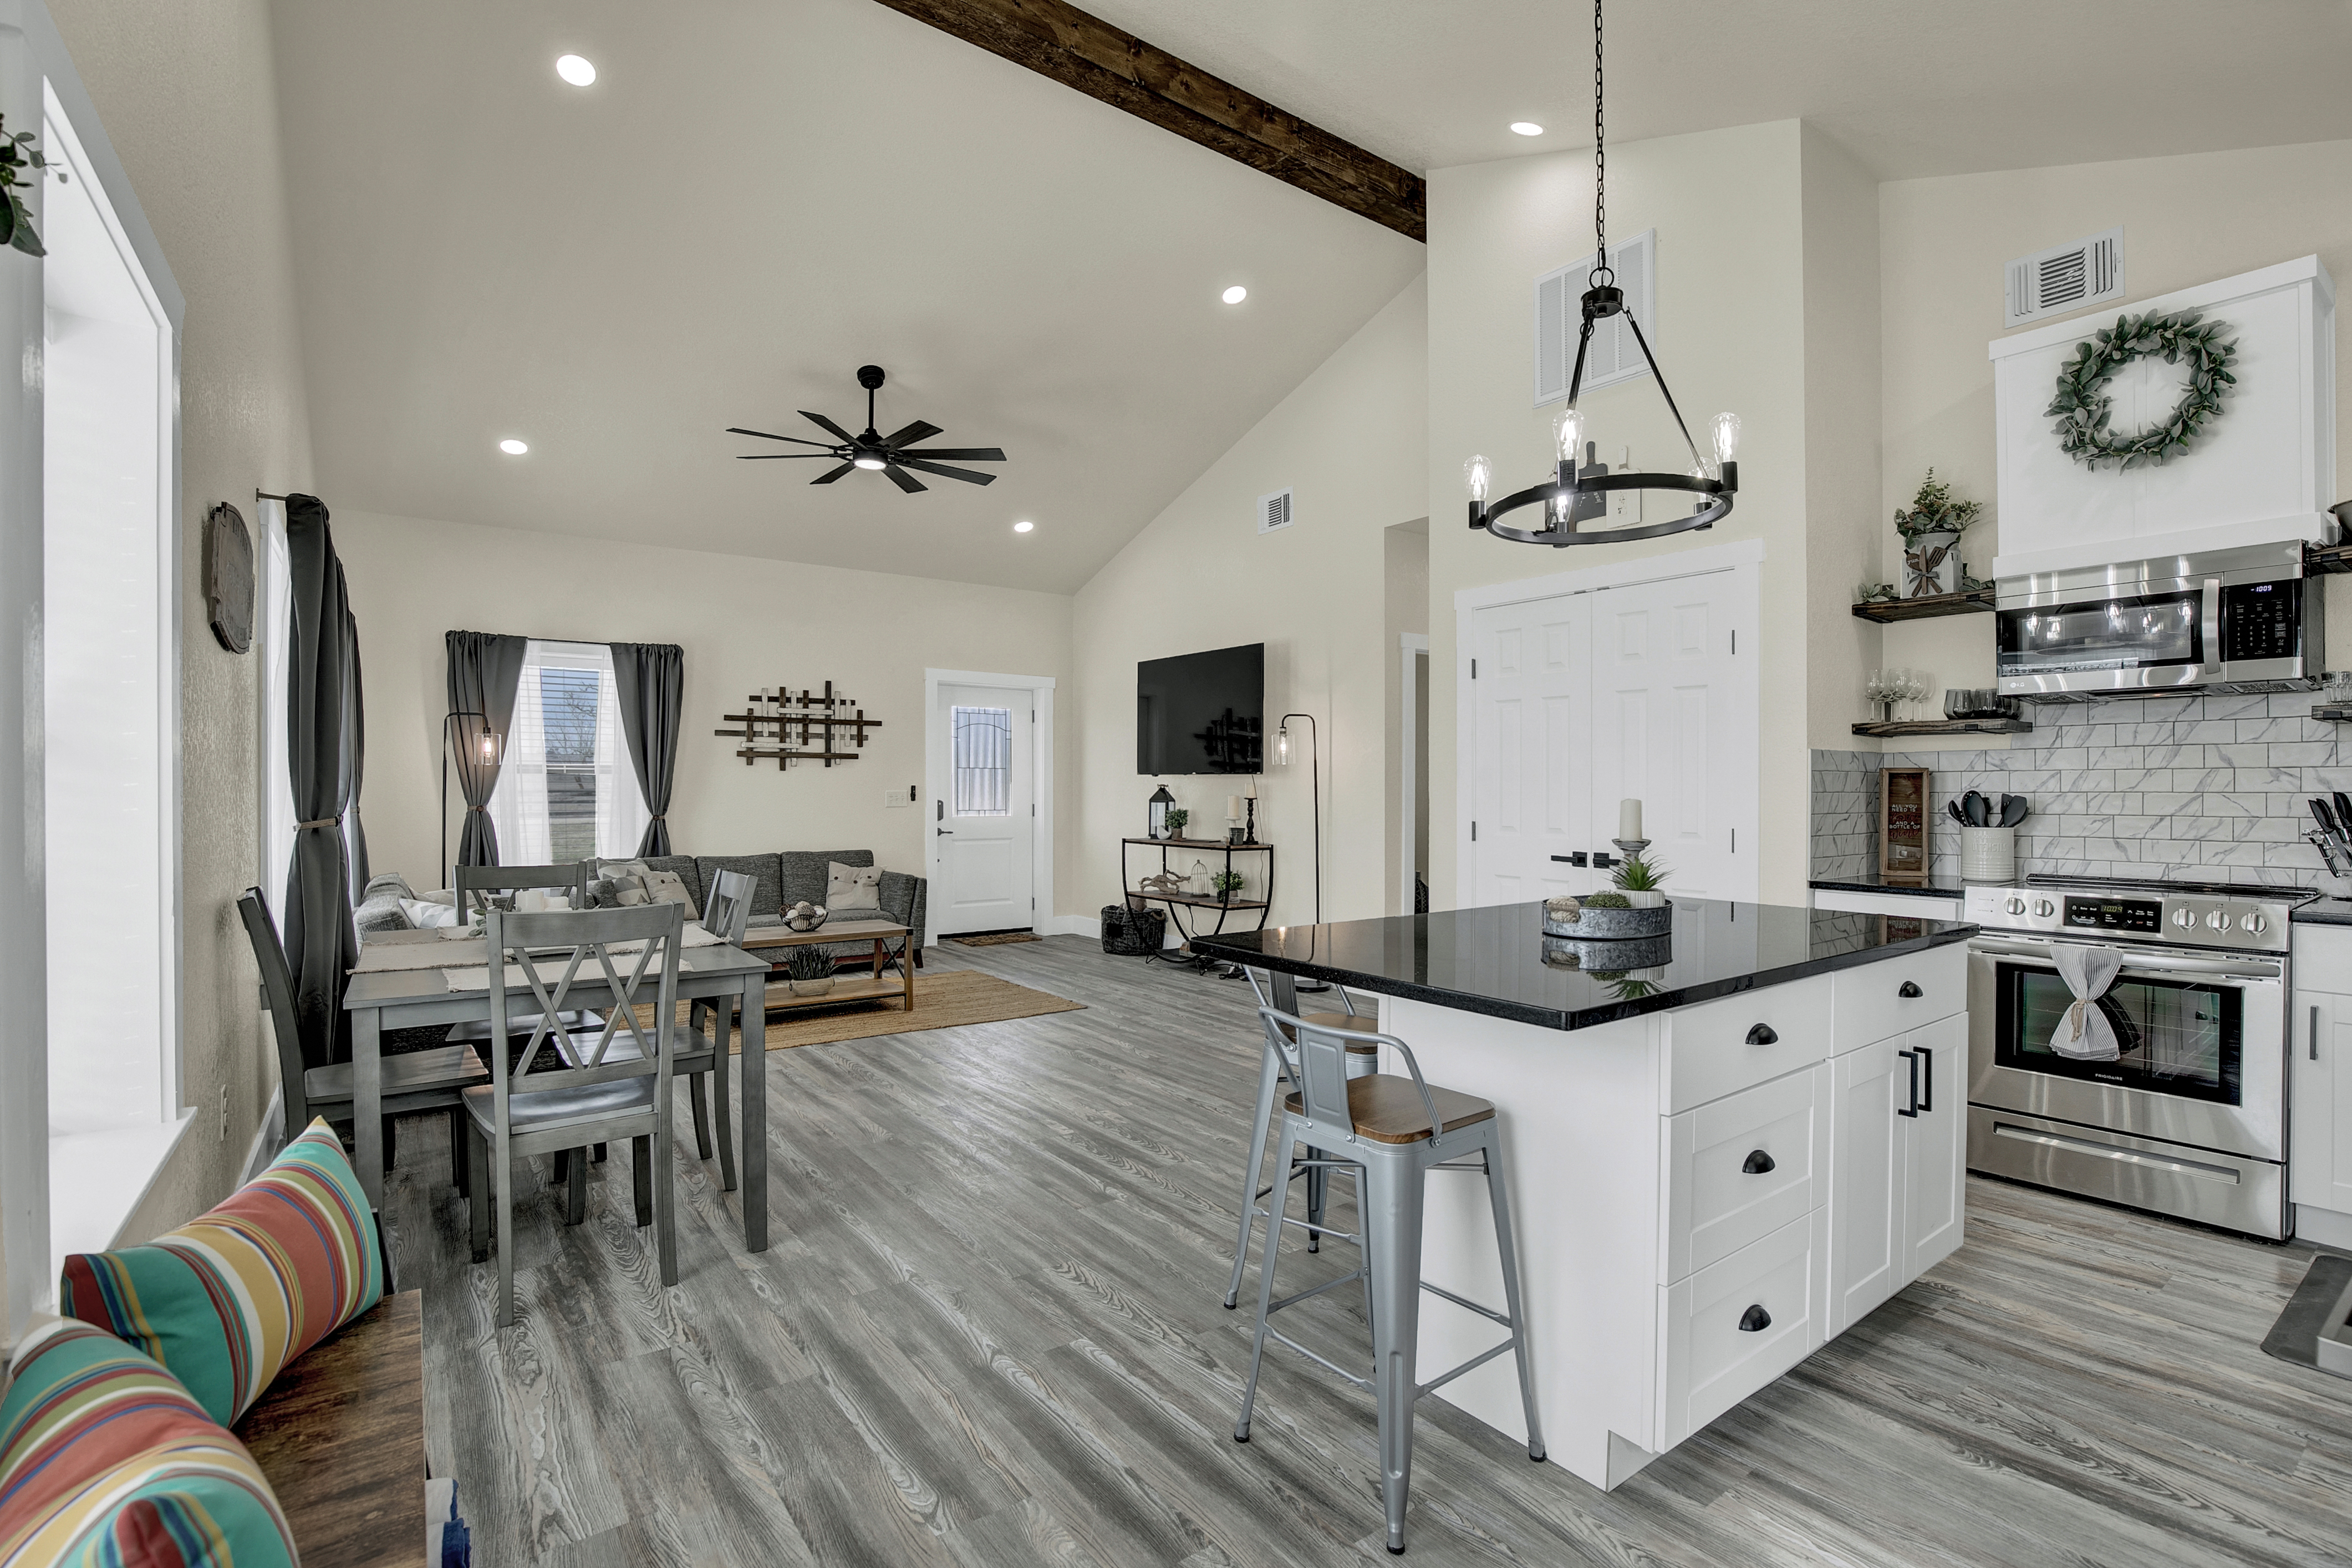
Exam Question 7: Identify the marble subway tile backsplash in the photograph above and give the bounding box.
[1812,692,2352,889]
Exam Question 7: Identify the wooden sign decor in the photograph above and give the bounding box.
[203,501,254,654]
[1880,767,1931,884]
[715,683,882,769]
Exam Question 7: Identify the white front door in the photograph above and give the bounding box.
[932,684,1035,935]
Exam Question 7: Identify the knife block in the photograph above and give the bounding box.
[1960,824,2017,883]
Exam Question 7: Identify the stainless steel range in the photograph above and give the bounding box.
[1963,873,2312,1238]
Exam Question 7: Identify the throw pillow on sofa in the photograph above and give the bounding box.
[827,862,884,916]
[59,1118,386,1427]
[0,1318,297,1566]
[598,860,699,918]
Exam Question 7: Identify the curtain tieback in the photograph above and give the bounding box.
[464,804,490,814]
[296,816,343,830]
[649,812,668,820]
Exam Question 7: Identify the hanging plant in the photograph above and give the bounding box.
[0,113,56,257]
[2045,309,2237,471]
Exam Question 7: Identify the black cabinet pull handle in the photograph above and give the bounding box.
[1916,1043,1933,1113]
[1738,1305,1771,1332]
[1897,1048,1920,1117]
[1898,980,1923,998]
[1746,1023,1778,1046]
[1742,1149,1776,1175]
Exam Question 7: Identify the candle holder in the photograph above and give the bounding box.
[1243,798,1258,843]
[1612,837,1651,862]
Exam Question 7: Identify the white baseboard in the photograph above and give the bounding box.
[2295,1203,2352,1253]
[1041,914,1101,939]
[241,1087,285,1185]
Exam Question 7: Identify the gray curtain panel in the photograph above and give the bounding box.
[283,494,360,1067]
[342,608,370,890]
[609,641,685,857]
[444,630,526,867]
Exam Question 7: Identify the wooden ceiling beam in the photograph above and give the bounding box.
[867,0,1425,242]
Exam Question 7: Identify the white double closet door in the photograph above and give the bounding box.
[1469,562,1757,905]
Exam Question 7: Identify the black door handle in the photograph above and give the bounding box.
[1742,1149,1776,1174]
[1898,1049,1920,1117]
[1738,1304,1771,1332]
[1746,1023,1778,1046]
[1898,980,1923,998]
[1916,1043,1933,1113]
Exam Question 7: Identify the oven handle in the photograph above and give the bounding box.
[1969,939,2281,981]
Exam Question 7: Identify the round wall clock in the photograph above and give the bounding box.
[203,501,254,653]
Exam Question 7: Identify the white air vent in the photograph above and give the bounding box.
[1257,487,1294,534]
[1534,228,1656,406]
[2004,227,2124,328]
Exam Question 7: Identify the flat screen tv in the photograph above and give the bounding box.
[1137,643,1263,775]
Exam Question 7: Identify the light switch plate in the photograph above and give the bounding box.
[884,786,917,808]
[1610,446,1641,523]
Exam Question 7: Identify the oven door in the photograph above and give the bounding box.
[1967,938,2283,1162]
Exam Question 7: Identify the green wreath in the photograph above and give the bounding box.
[2045,310,2236,471]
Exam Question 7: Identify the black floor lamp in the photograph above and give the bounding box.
[441,710,503,888]
[1274,712,1329,991]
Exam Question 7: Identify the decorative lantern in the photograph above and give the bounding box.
[1147,781,1174,841]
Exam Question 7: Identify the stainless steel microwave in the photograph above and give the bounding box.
[1995,540,2319,699]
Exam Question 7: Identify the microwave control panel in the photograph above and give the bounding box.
[2221,579,2302,662]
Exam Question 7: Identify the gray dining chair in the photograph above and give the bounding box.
[237,886,487,1190]
[446,862,603,1048]
[466,902,685,1326]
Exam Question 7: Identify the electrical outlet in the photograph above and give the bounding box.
[1610,446,1641,523]
[884,786,917,808]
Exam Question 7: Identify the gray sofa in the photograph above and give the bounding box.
[356,849,927,969]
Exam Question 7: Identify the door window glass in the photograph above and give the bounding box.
[952,706,1012,816]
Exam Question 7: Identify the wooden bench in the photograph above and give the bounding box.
[233,1290,427,1567]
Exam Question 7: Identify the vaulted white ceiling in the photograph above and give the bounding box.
[271,0,2352,594]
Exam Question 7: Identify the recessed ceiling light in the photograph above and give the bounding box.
[1510,121,1543,136]
[556,54,596,86]
[498,439,529,455]
[853,455,887,470]
[1014,520,1034,533]
[1221,285,1248,304]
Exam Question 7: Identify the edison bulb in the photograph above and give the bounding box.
[1552,408,1586,466]
[1711,412,1742,466]
[1275,724,1294,767]
[1462,453,1493,504]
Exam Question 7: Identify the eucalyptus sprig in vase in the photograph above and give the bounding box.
[1891,469,1982,598]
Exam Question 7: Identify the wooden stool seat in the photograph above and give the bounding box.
[1285,1073,1496,1145]
[1289,1011,1380,1055]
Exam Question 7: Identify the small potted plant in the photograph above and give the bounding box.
[1163,807,1190,841]
[1613,854,1671,909]
[1891,469,1982,599]
[782,944,835,997]
[1211,869,1247,904]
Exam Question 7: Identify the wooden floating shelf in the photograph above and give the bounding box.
[2305,540,2352,576]
[1851,717,2033,739]
[2314,704,2352,722]
[1850,588,1995,623]
[1126,890,1270,910]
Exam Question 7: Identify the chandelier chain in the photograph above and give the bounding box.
[1590,0,1610,287]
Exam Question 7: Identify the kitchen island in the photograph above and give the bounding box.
[1195,897,1976,1491]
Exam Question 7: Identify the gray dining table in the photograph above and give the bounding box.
[341,932,775,1251]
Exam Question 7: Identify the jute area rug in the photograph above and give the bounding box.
[945,931,1041,948]
[631,968,1083,1051]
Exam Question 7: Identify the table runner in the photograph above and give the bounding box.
[352,923,727,974]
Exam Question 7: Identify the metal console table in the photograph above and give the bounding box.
[1121,837,1274,969]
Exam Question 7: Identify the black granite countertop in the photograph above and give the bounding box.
[2292,897,2352,926]
[1192,898,1978,1032]
[1808,872,1971,899]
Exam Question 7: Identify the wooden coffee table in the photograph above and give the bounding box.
[739,919,914,1019]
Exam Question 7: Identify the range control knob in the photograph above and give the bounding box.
[2206,909,2231,931]
[2172,908,2197,929]
[2033,899,2055,918]
[2242,912,2268,935]
[2005,897,2027,917]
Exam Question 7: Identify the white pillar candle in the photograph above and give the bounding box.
[1227,794,1242,819]
[1620,798,1643,841]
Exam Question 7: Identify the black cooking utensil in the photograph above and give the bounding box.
[1965,790,1990,826]
[2000,795,2028,827]
[2333,791,2352,833]
[1947,799,1967,825]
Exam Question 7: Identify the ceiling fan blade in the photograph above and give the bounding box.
[894,447,1006,462]
[736,452,838,459]
[726,426,834,449]
[799,410,861,445]
[881,419,942,447]
[896,457,997,486]
[811,462,857,484]
[882,464,927,493]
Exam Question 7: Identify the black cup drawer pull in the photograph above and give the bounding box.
[1898,980,1923,999]
[1738,1304,1771,1332]
[1745,1023,1778,1046]
[1742,1149,1776,1175]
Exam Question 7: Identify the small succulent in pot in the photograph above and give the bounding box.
[782,943,836,996]
[782,899,828,933]
[1163,807,1190,839]
[1612,854,1672,908]
[1211,869,1247,902]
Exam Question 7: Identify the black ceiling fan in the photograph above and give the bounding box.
[729,365,1006,492]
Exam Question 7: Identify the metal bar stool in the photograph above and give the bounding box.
[1234,1006,1545,1556]
[1223,969,1381,1308]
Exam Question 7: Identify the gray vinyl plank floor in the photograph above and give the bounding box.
[379,936,2352,1567]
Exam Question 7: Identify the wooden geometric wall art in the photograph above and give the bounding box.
[715,683,883,769]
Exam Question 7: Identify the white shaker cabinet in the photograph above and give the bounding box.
[1828,1012,1968,1336]
[2288,922,2352,1231]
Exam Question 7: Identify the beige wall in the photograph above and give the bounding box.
[1382,520,1429,913]
[335,510,1074,909]
[46,0,317,1241]
[1877,136,2352,748]
[1071,276,1428,930]
[1427,122,1821,907]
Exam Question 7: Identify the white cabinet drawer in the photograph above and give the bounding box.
[1832,944,1967,1054]
[1661,1062,1831,1282]
[1660,974,1833,1112]
[1655,1207,1829,1450]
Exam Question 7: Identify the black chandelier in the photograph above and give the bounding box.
[1465,0,1739,547]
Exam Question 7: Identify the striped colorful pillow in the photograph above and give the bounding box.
[59,1118,385,1427]
[0,1318,296,1566]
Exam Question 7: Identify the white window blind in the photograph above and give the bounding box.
[487,641,649,864]
[1534,228,1656,406]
